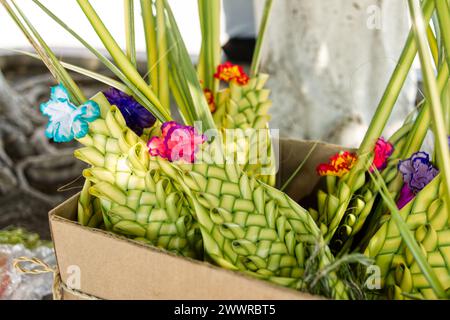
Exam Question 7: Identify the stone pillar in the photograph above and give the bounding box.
[254,0,416,147]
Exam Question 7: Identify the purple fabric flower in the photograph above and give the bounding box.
[104,88,156,136]
[396,151,439,208]
[398,151,439,194]
[397,184,416,209]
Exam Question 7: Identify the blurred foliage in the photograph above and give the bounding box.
[0,227,52,249]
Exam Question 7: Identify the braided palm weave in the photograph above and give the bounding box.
[74,93,202,258]
[365,175,450,299]
[213,74,276,186]
[156,142,348,299]
[77,179,103,228]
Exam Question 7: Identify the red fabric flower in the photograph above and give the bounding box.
[203,88,216,113]
[370,137,394,172]
[147,121,206,163]
[317,151,358,177]
[214,61,249,85]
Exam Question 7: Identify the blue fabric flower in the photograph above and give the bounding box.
[40,84,100,143]
[103,88,156,136]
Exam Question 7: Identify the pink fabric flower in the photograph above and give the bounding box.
[147,121,206,163]
[147,136,167,158]
[161,121,179,137]
[370,137,394,172]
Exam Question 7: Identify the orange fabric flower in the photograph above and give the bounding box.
[214,61,249,85]
[317,151,358,177]
[203,88,216,113]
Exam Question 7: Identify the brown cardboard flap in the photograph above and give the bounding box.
[278,139,348,201]
[49,193,79,221]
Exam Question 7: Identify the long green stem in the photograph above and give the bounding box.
[426,25,439,66]
[280,142,317,191]
[445,82,450,133]
[358,59,450,251]
[250,0,273,77]
[164,0,216,132]
[156,0,170,110]
[31,0,166,122]
[124,0,137,67]
[435,0,450,133]
[435,0,450,69]
[368,3,450,245]
[169,73,194,124]
[409,0,450,209]
[197,0,221,94]
[369,169,447,299]
[323,0,435,242]
[347,0,434,187]
[402,63,449,159]
[76,0,170,122]
[0,0,57,80]
[431,8,444,66]
[15,49,130,94]
[141,0,159,91]
[8,0,85,104]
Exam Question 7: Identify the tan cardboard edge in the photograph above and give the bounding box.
[49,194,323,300]
[48,192,80,298]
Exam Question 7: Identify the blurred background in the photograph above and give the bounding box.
[0,0,420,246]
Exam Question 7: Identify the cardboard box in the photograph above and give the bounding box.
[49,139,344,300]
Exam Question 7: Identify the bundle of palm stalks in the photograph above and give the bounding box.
[308,0,450,299]
[2,0,449,300]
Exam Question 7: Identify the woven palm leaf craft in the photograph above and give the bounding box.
[323,110,419,250]
[308,0,439,249]
[153,141,347,298]
[4,0,450,300]
[365,175,449,299]
[74,93,202,258]
[330,55,450,252]
[214,73,276,186]
[195,0,276,187]
[362,0,450,299]
[70,89,347,298]
[77,179,104,228]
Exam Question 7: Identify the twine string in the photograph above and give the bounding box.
[13,256,100,300]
